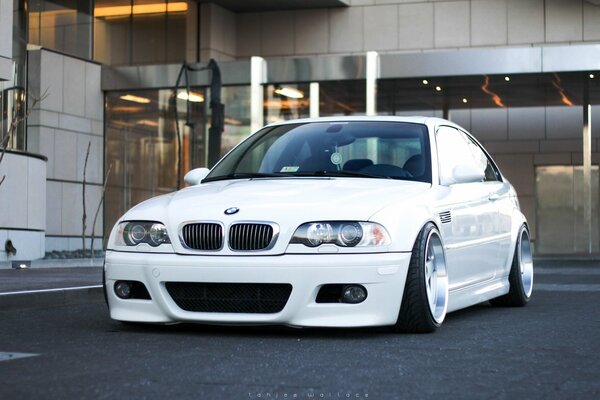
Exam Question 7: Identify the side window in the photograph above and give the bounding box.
[462,132,501,182]
[436,126,474,184]
[437,126,501,184]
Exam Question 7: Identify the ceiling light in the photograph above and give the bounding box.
[177,91,204,102]
[462,98,468,104]
[435,86,442,92]
[224,117,242,126]
[120,94,151,104]
[422,79,429,85]
[274,86,304,99]
[95,2,188,18]
[504,76,510,82]
[137,119,159,127]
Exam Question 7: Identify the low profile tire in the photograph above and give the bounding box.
[490,224,534,307]
[393,223,449,333]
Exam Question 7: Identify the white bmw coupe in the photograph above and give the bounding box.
[104,116,533,333]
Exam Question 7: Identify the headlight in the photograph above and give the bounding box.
[114,221,171,247]
[290,222,390,248]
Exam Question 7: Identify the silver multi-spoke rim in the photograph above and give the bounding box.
[519,228,534,298]
[424,230,448,324]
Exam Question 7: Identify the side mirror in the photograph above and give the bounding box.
[451,163,485,184]
[184,168,210,186]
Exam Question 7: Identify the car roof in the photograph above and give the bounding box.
[263,115,463,130]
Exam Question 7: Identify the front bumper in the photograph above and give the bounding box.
[104,250,411,328]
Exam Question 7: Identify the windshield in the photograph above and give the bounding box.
[205,121,432,183]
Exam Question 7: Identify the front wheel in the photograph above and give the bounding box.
[490,224,534,307]
[393,223,449,333]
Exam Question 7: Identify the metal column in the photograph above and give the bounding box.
[583,79,592,254]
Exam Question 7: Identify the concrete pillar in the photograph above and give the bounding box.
[366,51,379,116]
[250,56,266,132]
[310,82,319,118]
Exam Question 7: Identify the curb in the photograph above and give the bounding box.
[0,286,104,311]
[0,258,105,270]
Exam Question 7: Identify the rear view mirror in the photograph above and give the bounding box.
[184,168,210,186]
[451,163,485,184]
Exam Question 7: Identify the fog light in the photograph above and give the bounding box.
[342,285,367,304]
[114,281,132,299]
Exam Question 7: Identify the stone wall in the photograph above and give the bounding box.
[0,0,12,81]
[234,0,600,58]
[0,152,46,261]
[27,49,104,253]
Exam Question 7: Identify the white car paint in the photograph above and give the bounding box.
[104,116,531,329]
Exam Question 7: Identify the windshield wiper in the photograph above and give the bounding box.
[202,172,290,183]
[293,170,389,179]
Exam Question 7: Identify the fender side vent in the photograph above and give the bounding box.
[439,211,452,224]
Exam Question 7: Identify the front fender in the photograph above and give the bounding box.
[369,205,438,252]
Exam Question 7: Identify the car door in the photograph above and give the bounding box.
[460,130,514,275]
[435,126,499,291]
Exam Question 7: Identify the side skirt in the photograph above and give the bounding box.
[447,277,510,313]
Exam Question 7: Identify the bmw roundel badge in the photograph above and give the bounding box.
[224,207,240,215]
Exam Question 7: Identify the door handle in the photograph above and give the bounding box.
[488,193,501,201]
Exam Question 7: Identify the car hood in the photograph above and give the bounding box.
[171,177,428,219]
[124,177,431,253]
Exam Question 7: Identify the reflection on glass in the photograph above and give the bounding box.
[0,83,26,150]
[104,88,206,238]
[536,165,599,254]
[28,0,93,59]
[264,84,310,125]
[214,85,251,157]
[94,0,188,65]
[319,80,366,116]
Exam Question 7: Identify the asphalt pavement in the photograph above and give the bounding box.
[0,267,103,311]
[0,258,598,399]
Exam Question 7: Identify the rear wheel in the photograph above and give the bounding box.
[393,223,448,333]
[490,224,533,307]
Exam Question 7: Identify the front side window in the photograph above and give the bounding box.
[205,121,432,183]
[436,126,501,184]
[462,134,501,182]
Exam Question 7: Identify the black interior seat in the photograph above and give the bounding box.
[403,154,425,177]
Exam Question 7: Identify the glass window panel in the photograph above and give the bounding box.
[94,0,131,65]
[536,165,600,254]
[28,0,92,59]
[1,77,26,150]
[166,6,187,62]
[216,85,251,157]
[132,0,166,64]
[319,80,366,116]
[93,0,188,65]
[104,88,206,238]
[264,84,310,125]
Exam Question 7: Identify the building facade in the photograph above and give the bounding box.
[1,0,600,261]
